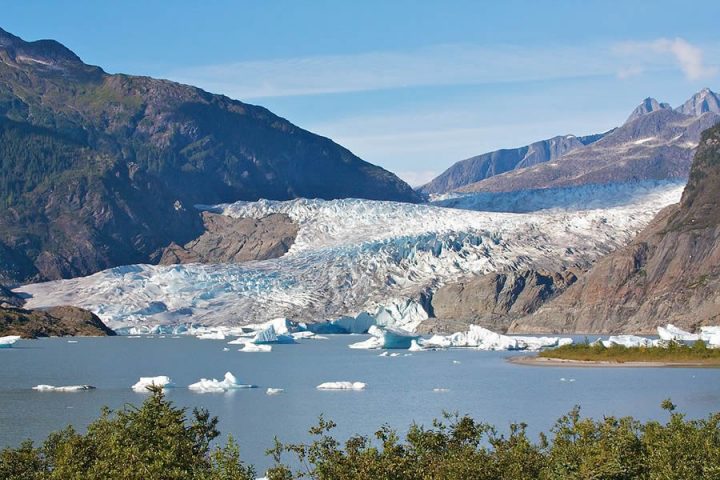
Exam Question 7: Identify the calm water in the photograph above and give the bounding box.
[1,336,720,472]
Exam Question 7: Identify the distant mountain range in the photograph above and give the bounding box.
[421,88,720,195]
[0,27,419,284]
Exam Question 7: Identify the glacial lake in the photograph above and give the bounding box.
[2,335,720,472]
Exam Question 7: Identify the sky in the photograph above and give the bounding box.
[3,1,720,186]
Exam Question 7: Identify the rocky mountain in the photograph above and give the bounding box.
[419,133,605,195]
[509,122,720,334]
[676,88,720,116]
[626,97,671,123]
[0,27,419,284]
[0,305,115,338]
[418,268,581,334]
[424,89,720,196]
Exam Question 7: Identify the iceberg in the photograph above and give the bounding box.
[33,385,96,392]
[266,388,284,395]
[0,335,21,348]
[408,339,424,352]
[420,325,572,351]
[348,325,420,349]
[196,331,226,340]
[188,372,255,393]
[131,376,173,392]
[600,335,659,348]
[657,324,700,342]
[239,343,272,353]
[316,381,366,391]
[251,325,295,344]
[309,312,377,334]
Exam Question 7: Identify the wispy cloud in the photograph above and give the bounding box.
[614,38,718,81]
[164,38,718,100]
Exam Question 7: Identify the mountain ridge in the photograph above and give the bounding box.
[0,27,419,284]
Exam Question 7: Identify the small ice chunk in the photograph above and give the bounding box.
[452,360,461,364]
[196,332,226,340]
[378,352,390,357]
[67,340,78,344]
[0,335,21,348]
[316,381,366,390]
[266,388,284,395]
[433,388,449,393]
[239,343,272,353]
[132,376,173,392]
[33,385,96,392]
[222,347,229,351]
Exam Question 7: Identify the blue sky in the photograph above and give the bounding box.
[4,1,720,185]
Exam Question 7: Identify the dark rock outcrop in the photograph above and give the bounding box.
[0,305,115,338]
[509,123,720,334]
[0,27,419,284]
[0,284,23,307]
[419,268,580,333]
[159,212,297,264]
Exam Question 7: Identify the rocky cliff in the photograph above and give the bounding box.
[0,305,115,338]
[0,27,419,284]
[510,123,720,334]
[159,212,297,264]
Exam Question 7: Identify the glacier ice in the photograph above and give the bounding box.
[251,325,295,344]
[196,331,226,340]
[188,372,255,393]
[33,385,96,392]
[316,381,367,390]
[408,339,424,352]
[266,388,284,395]
[598,335,659,348]
[16,183,684,331]
[131,376,173,392]
[0,335,21,348]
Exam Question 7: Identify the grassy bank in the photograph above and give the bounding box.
[538,340,720,365]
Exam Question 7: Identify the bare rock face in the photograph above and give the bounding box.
[0,284,23,307]
[0,305,115,338]
[419,268,580,333]
[510,123,720,334]
[159,212,298,265]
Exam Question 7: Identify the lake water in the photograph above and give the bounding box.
[1,335,720,472]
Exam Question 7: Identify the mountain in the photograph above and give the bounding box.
[676,88,720,116]
[0,27,419,284]
[625,97,671,123]
[0,305,115,338]
[424,89,720,195]
[509,122,720,334]
[419,133,605,195]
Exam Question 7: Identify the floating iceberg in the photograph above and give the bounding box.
[599,335,659,348]
[657,324,700,342]
[131,376,173,392]
[251,325,295,344]
[266,388,284,395]
[348,325,420,349]
[33,384,96,392]
[408,339,424,352]
[188,372,255,393]
[239,343,272,353]
[316,381,366,390]
[196,331,226,340]
[420,325,571,351]
[0,335,21,348]
[433,388,449,393]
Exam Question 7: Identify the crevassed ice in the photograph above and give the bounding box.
[16,182,684,330]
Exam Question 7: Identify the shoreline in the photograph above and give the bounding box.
[508,355,720,368]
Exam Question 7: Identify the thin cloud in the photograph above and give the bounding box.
[615,37,718,81]
[164,39,718,100]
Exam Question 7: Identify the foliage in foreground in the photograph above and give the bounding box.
[2,390,720,480]
[538,339,720,364]
[0,386,255,480]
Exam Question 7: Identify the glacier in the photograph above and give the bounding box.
[15,181,684,331]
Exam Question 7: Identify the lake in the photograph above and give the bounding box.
[1,335,719,472]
